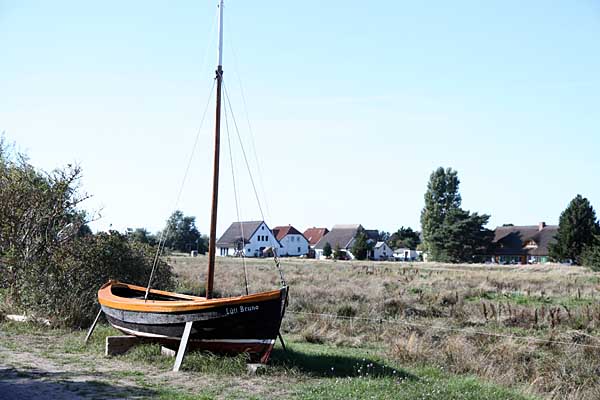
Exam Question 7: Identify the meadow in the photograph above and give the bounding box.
[174,255,600,400]
[1,255,599,399]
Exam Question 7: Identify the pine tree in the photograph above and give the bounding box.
[420,167,493,262]
[420,167,461,254]
[351,231,370,260]
[333,243,343,260]
[582,238,600,271]
[323,242,332,258]
[549,195,600,264]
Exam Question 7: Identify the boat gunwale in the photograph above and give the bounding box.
[98,280,285,313]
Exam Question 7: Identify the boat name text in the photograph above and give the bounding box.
[226,305,259,315]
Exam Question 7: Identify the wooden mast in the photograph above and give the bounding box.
[206,0,224,299]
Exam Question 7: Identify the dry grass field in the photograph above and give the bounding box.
[172,255,600,400]
[2,255,599,399]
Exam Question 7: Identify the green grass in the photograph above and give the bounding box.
[0,321,539,400]
[283,343,535,400]
[294,374,534,400]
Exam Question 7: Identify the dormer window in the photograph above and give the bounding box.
[524,240,538,249]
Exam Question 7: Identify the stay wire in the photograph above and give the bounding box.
[288,311,600,350]
[144,79,216,301]
[228,32,272,221]
[222,82,286,287]
[222,82,250,295]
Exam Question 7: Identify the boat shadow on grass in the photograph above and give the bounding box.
[268,346,416,380]
[0,366,158,399]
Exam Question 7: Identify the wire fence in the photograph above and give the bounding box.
[287,310,600,350]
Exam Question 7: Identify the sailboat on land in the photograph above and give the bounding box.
[97,0,288,365]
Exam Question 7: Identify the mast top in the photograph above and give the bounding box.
[217,0,224,68]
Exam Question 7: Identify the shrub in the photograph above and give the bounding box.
[0,139,173,328]
[17,231,173,328]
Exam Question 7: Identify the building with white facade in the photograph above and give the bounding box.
[216,221,280,257]
[272,225,309,256]
[393,248,420,261]
[371,241,393,260]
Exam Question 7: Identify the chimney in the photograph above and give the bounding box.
[538,222,546,231]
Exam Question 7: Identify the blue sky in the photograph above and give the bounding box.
[2,1,599,236]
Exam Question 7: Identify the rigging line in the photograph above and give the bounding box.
[227,32,272,221]
[222,87,250,295]
[222,82,265,220]
[222,81,286,286]
[144,79,216,301]
[288,311,600,350]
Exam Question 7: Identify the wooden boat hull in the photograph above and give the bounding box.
[98,281,288,363]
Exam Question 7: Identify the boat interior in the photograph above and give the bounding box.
[107,281,205,302]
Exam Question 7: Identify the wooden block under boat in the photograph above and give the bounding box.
[105,335,144,356]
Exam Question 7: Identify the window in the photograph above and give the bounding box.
[298,247,301,252]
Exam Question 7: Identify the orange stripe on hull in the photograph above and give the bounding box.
[98,280,282,313]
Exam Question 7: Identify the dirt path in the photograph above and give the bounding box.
[0,340,165,399]
[0,324,291,399]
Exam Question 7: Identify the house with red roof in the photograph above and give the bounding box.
[272,225,309,257]
[303,227,329,249]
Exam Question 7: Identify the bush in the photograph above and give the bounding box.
[17,231,174,328]
[0,139,173,328]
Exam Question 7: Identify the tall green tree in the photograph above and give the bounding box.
[160,210,206,253]
[420,167,492,262]
[549,195,600,264]
[322,242,332,258]
[428,208,493,263]
[582,238,600,271]
[421,167,461,252]
[333,244,343,260]
[351,231,372,260]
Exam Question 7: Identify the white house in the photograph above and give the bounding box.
[272,225,309,256]
[393,248,419,261]
[371,241,393,261]
[216,221,280,257]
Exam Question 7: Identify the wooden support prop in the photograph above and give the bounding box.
[278,332,287,352]
[173,321,193,372]
[105,335,140,356]
[84,308,103,344]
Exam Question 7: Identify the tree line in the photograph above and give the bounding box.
[419,166,600,269]
[346,165,600,268]
[127,210,208,255]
